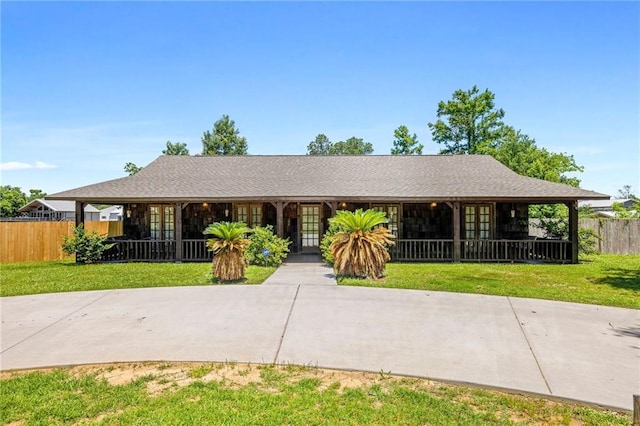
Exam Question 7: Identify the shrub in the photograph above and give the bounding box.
[320,221,344,266]
[204,221,252,282]
[578,227,601,256]
[61,224,114,264]
[329,209,395,279]
[246,225,290,267]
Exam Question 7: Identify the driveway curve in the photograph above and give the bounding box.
[1,285,638,411]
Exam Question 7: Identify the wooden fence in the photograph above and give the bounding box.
[579,218,640,254]
[0,221,123,263]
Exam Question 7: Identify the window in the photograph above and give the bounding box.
[464,205,491,240]
[236,204,262,227]
[372,204,399,237]
[150,205,175,240]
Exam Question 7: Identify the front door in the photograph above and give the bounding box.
[300,205,320,251]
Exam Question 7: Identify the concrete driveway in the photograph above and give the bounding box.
[1,285,638,411]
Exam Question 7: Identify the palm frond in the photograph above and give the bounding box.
[203,221,252,282]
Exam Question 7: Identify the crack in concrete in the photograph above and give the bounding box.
[508,296,552,395]
[273,285,300,363]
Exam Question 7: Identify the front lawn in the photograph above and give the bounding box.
[0,261,276,297]
[0,362,630,425]
[339,254,640,309]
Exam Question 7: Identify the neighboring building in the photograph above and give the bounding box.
[47,155,609,264]
[18,199,101,221]
[99,205,123,221]
[578,199,636,218]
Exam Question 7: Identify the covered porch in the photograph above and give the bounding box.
[81,198,578,264]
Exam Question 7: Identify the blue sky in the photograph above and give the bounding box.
[2,1,638,198]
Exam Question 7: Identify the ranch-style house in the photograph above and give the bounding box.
[48,155,609,264]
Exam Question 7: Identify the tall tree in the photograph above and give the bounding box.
[428,85,505,154]
[391,125,423,155]
[617,185,637,200]
[307,134,333,155]
[201,115,248,156]
[0,186,47,217]
[124,162,142,176]
[162,141,189,155]
[330,137,374,155]
[480,127,583,187]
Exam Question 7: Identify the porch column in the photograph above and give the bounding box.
[453,201,461,262]
[330,201,337,216]
[175,203,183,262]
[567,200,578,264]
[276,202,284,238]
[74,201,85,228]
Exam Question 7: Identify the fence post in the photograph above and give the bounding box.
[633,394,639,426]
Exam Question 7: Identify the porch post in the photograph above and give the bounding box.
[453,201,461,262]
[74,201,85,227]
[568,200,579,264]
[276,201,284,238]
[175,203,183,262]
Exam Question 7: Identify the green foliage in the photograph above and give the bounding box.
[246,225,291,267]
[0,186,47,217]
[617,185,636,199]
[306,133,333,155]
[320,221,345,266]
[391,125,423,155]
[162,140,190,155]
[201,114,248,156]
[329,209,395,279]
[611,201,640,218]
[1,185,27,217]
[307,134,373,155]
[428,85,506,154]
[204,221,252,281]
[124,162,142,175]
[578,228,601,255]
[481,126,583,186]
[61,224,114,264]
[330,136,374,155]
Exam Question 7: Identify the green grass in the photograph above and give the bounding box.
[0,363,630,425]
[0,260,276,297]
[339,254,640,309]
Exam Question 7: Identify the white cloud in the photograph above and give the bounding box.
[0,161,58,171]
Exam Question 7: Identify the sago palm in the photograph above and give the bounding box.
[329,209,395,279]
[203,221,252,282]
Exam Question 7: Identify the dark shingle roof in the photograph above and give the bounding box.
[47,155,609,202]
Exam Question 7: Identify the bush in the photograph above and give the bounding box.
[246,225,290,267]
[61,224,114,264]
[320,221,343,266]
[578,227,601,256]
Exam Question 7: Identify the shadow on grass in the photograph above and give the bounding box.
[592,267,640,291]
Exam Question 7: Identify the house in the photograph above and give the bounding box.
[578,199,636,218]
[99,205,123,221]
[47,155,609,263]
[18,199,101,221]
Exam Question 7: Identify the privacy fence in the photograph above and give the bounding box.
[0,221,123,263]
[579,218,640,254]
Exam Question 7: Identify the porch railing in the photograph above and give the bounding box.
[102,239,211,262]
[391,239,455,262]
[461,239,571,263]
[101,238,570,263]
[390,239,571,263]
[183,239,211,261]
